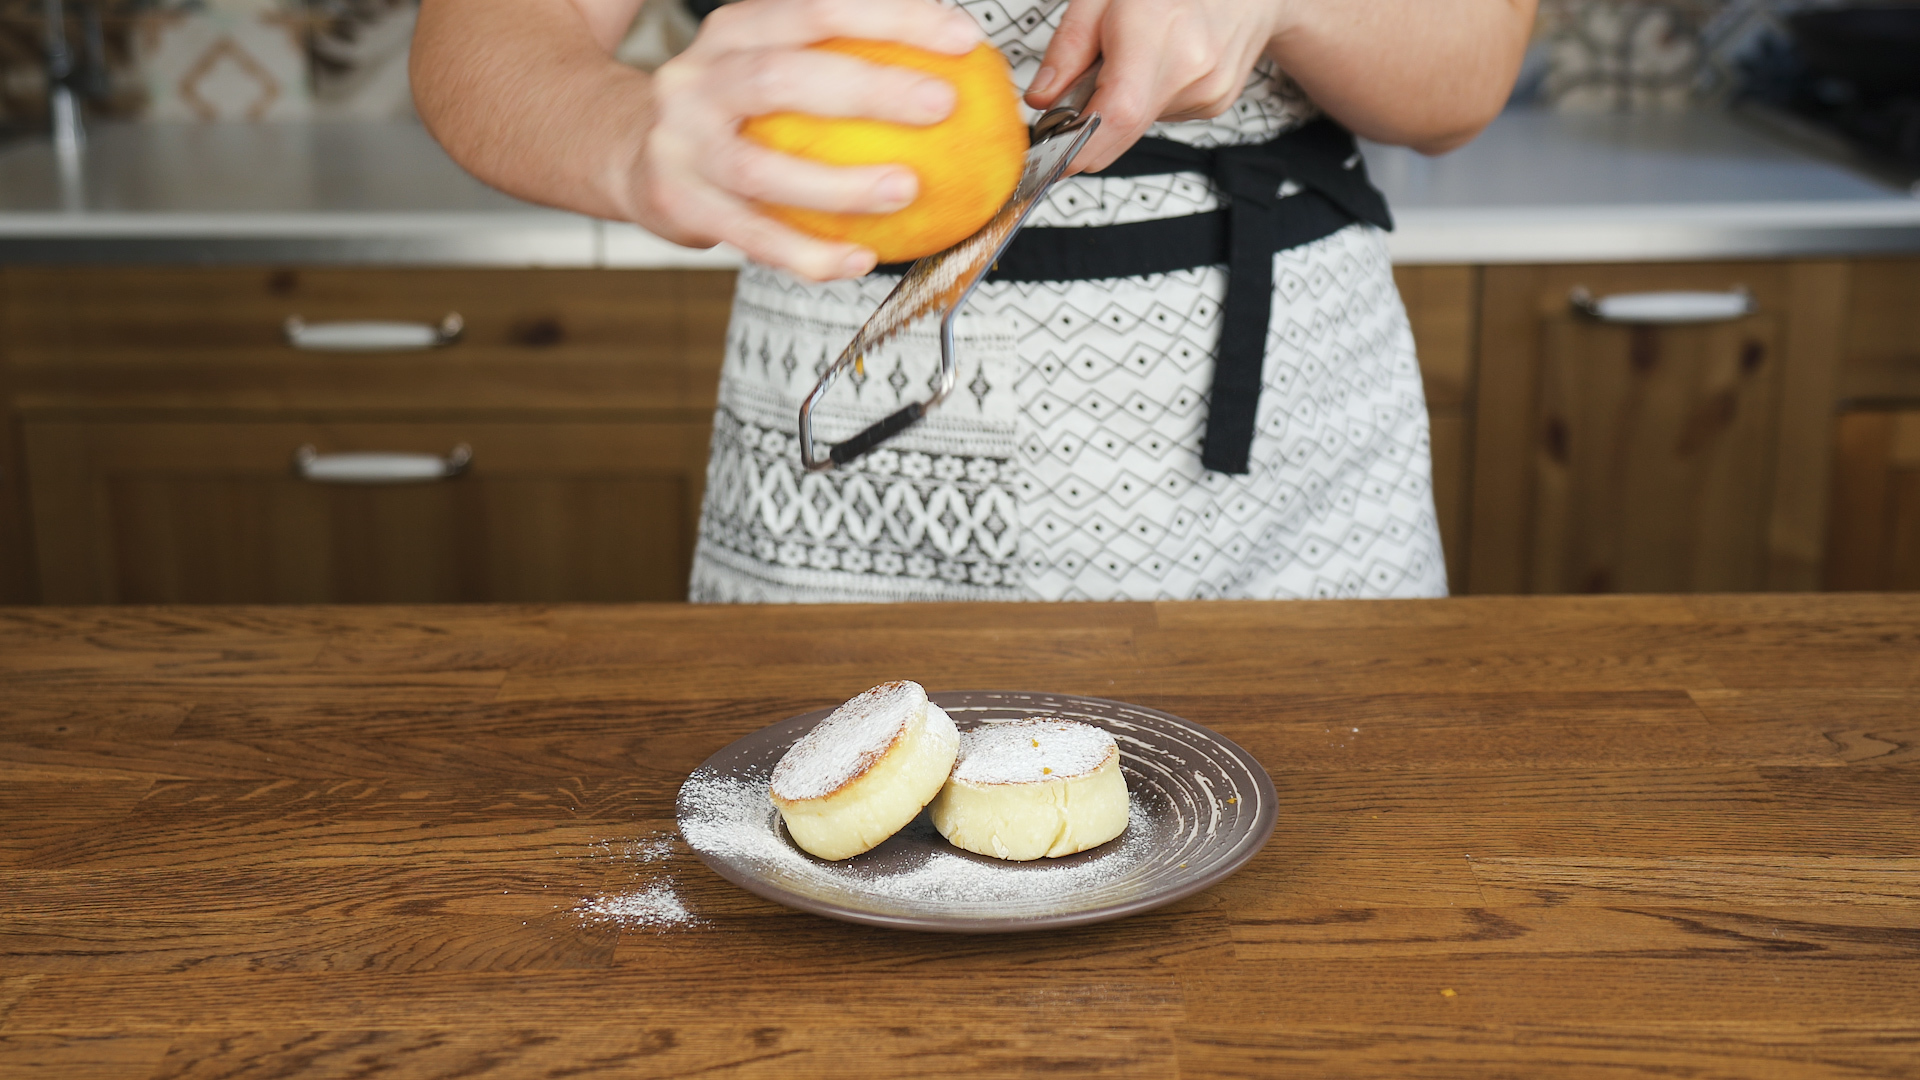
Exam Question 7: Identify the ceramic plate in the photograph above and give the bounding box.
[676,690,1277,933]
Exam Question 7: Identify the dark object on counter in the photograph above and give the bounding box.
[1741,4,1920,169]
[1787,4,1920,94]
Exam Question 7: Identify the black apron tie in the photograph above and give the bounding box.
[876,118,1394,475]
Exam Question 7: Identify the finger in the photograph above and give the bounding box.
[713,48,956,125]
[1024,0,1108,107]
[1156,70,1246,123]
[671,180,878,281]
[699,0,981,56]
[1154,39,1261,122]
[1069,75,1159,174]
[704,136,922,214]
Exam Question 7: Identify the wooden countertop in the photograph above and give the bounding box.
[3,596,1917,1077]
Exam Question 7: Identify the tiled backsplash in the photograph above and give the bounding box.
[0,0,1841,131]
[0,0,415,131]
[1520,0,1829,110]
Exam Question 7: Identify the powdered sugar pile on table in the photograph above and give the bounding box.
[573,830,701,931]
[579,883,697,930]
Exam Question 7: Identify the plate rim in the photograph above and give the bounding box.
[677,689,1279,933]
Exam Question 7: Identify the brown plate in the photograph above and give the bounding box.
[676,690,1277,933]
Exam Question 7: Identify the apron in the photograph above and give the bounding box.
[687,0,1449,603]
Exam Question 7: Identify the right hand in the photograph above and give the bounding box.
[628,0,984,281]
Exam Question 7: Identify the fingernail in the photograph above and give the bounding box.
[940,14,980,51]
[875,171,917,209]
[913,79,955,120]
[1031,66,1056,97]
[841,250,877,278]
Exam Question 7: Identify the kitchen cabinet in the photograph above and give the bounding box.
[1826,409,1920,591]
[1835,258,1920,406]
[1824,259,1920,591]
[1466,261,1850,595]
[1393,265,1477,592]
[0,275,30,605]
[2,264,1485,605]
[4,258,1912,603]
[3,267,733,604]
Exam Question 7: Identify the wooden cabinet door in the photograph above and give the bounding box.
[1827,409,1920,590]
[1394,265,1478,592]
[1471,262,1848,594]
[25,420,712,603]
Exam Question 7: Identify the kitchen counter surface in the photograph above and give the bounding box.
[0,121,730,269]
[0,108,1917,266]
[3,596,1917,1077]
[1367,107,1920,262]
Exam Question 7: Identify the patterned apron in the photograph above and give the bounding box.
[689,0,1449,603]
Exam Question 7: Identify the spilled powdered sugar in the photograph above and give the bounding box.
[572,830,702,932]
[586,834,677,863]
[579,883,695,929]
[679,766,1158,915]
[950,718,1117,785]
[769,680,924,801]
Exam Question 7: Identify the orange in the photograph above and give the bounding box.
[742,39,1027,264]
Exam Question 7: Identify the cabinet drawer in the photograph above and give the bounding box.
[25,419,713,603]
[4,267,735,414]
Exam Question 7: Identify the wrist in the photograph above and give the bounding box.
[580,62,664,226]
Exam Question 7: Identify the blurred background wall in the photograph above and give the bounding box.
[0,0,1871,140]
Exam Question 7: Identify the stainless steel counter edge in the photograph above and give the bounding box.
[0,212,595,266]
[0,214,758,267]
[5,111,1920,266]
[8,207,1919,266]
[1385,201,1920,264]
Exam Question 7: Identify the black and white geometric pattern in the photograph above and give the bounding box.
[690,270,1026,603]
[970,225,1445,600]
[687,0,1448,603]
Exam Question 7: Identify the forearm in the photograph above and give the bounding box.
[1269,0,1536,154]
[412,0,653,221]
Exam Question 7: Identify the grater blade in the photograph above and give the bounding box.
[799,109,1100,471]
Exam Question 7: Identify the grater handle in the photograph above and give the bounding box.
[829,404,926,467]
[1032,59,1102,141]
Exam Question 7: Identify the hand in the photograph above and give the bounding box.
[630,0,983,281]
[1024,0,1287,173]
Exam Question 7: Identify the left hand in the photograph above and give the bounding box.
[1023,0,1288,173]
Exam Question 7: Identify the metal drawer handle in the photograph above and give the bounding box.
[293,444,472,484]
[1570,287,1754,324]
[283,313,464,351]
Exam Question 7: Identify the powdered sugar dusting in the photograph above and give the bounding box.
[679,690,1275,928]
[769,681,924,802]
[587,834,676,862]
[570,830,703,933]
[950,718,1117,785]
[579,883,698,930]
[680,767,1155,916]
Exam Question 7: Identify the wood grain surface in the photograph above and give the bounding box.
[1,596,1917,1078]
